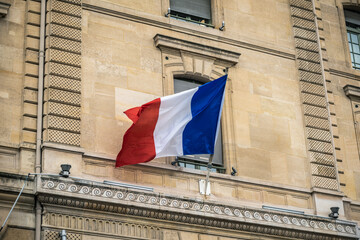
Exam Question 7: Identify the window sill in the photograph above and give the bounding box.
[169,15,214,28]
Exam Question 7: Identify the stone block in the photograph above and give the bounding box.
[25,50,39,64]
[126,69,162,96]
[25,37,39,50]
[25,62,38,77]
[213,183,237,199]
[23,89,37,103]
[42,147,83,175]
[24,76,38,89]
[240,187,262,202]
[23,116,36,131]
[287,195,310,209]
[25,24,39,38]
[28,1,40,13]
[22,130,36,143]
[164,175,189,191]
[137,171,163,186]
[27,12,40,25]
[23,103,37,117]
[114,168,136,183]
[249,113,291,154]
[264,191,287,206]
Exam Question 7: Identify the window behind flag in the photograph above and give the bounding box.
[174,78,224,172]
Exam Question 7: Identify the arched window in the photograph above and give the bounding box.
[174,78,225,173]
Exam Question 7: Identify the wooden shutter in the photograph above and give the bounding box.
[170,0,211,20]
[174,78,223,165]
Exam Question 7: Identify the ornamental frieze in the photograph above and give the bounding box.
[38,177,358,239]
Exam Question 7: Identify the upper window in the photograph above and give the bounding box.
[345,9,360,70]
[174,78,224,173]
[169,0,213,27]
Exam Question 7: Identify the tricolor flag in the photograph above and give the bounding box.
[116,75,227,167]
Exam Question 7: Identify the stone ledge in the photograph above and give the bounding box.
[0,1,11,18]
[344,85,360,100]
[37,176,359,239]
[154,34,240,66]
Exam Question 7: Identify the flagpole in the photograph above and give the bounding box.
[204,154,214,195]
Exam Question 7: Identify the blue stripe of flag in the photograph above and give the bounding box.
[182,75,227,155]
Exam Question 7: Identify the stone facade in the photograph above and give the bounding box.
[0,0,360,239]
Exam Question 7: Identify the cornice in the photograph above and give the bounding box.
[37,176,359,239]
[154,34,240,66]
[329,68,360,81]
[344,84,360,100]
[81,2,295,60]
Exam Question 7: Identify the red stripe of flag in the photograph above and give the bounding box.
[116,98,161,167]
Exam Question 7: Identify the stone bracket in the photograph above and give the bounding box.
[0,0,11,18]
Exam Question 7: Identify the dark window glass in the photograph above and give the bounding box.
[174,78,224,173]
[169,0,212,26]
[345,10,360,70]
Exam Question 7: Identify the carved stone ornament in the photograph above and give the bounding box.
[38,176,359,240]
[0,0,11,18]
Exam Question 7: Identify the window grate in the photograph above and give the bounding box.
[177,157,226,173]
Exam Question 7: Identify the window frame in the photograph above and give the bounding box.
[168,0,214,27]
[173,77,224,173]
[343,7,360,70]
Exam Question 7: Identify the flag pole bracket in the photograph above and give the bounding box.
[199,179,211,195]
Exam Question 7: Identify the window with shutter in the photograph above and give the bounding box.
[174,78,225,173]
[169,0,213,26]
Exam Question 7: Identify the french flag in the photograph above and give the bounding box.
[116,75,227,167]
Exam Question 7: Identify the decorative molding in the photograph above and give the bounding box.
[290,0,338,190]
[155,34,238,173]
[81,2,295,60]
[43,212,161,239]
[154,34,240,66]
[330,68,360,81]
[0,1,10,18]
[344,85,360,100]
[37,177,359,239]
